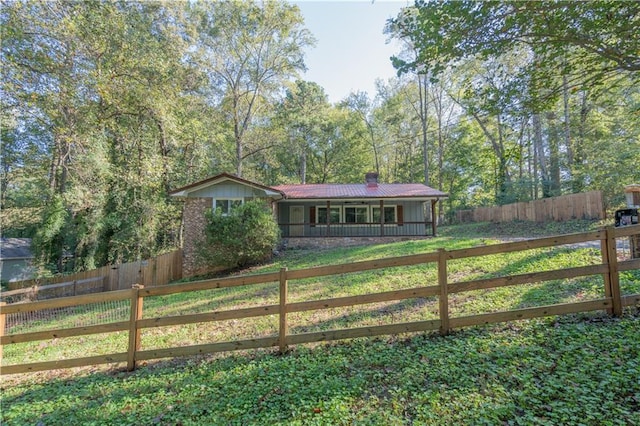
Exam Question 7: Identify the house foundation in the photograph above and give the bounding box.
[281,236,431,250]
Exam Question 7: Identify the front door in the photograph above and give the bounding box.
[289,206,304,237]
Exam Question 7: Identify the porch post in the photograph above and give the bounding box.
[326,200,331,237]
[379,199,384,237]
[431,199,437,236]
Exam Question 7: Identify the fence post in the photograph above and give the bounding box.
[438,249,449,335]
[127,284,144,371]
[600,231,613,315]
[0,302,6,363]
[279,267,288,353]
[603,227,622,316]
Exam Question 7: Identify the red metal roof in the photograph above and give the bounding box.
[273,183,447,199]
[169,172,448,200]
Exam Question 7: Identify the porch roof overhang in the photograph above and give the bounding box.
[169,172,285,199]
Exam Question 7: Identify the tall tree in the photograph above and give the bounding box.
[192,1,314,177]
[2,1,200,270]
[2,1,98,269]
[305,105,371,184]
[276,80,329,184]
[343,91,382,175]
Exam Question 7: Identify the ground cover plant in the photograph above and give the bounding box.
[2,314,639,425]
[2,220,639,424]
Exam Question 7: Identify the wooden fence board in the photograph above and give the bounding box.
[138,306,280,329]
[448,231,604,260]
[1,289,131,315]
[456,191,604,223]
[1,277,107,303]
[136,337,279,361]
[1,322,129,345]
[288,320,441,345]
[619,258,640,272]
[141,272,281,297]
[622,294,640,307]
[1,353,129,375]
[287,253,438,280]
[287,285,440,313]
[7,250,183,291]
[449,264,609,294]
[449,299,612,329]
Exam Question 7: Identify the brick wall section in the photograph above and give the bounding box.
[182,197,212,277]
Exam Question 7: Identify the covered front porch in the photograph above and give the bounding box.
[276,199,440,238]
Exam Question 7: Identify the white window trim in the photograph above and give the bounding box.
[213,198,244,216]
[315,205,342,226]
[371,205,398,225]
[344,205,370,224]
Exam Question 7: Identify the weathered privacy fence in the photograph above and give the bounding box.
[6,250,183,292]
[456,191,604,223]
[1,225,639,375]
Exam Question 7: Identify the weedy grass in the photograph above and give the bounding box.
[2,220,639,425]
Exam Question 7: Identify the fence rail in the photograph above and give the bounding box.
[1,225,639,376]
[456,191,604,223]
[0,276,107,303]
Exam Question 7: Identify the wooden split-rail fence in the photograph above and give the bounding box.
[1,225,639,375]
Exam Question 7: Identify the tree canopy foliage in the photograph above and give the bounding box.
[1,0,638,276]
[390,1,640,85]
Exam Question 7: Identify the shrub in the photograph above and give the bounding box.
[199,200,280,269]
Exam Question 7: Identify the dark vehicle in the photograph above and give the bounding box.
[614,208,638,227]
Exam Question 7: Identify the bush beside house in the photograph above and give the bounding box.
[198,200,280,270]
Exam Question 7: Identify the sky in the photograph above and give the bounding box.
[292,1,409,103]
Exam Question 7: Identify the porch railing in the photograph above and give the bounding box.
[278,222,434,238]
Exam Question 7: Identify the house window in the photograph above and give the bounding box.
[344,206,369,223]
[214,199,243,215]
[372,206,397,223]
[317,206,341,225]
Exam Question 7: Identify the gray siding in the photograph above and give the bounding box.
[190,182,267,199]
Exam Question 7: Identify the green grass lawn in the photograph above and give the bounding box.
[2,220,639,425]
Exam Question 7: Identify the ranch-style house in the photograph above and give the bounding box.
[170,172,448,276]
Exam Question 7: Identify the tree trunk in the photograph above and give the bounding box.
[546,112,561,197]
[418,73,430,186]
[532,113,549,198]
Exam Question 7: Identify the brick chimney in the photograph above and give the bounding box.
[365,172,379,188]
